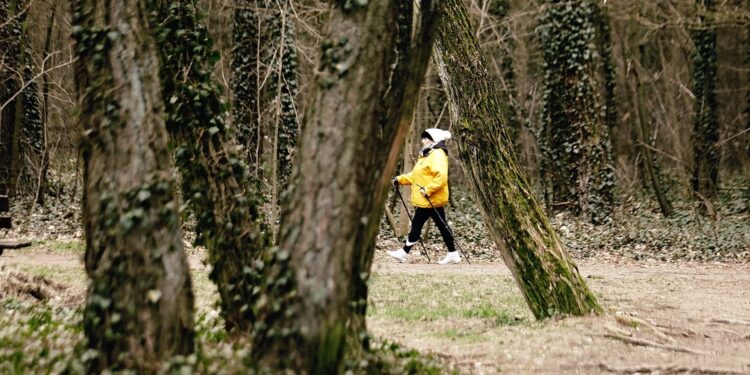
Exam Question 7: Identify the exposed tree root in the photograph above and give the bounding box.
[604,328,705,354]
[615,314,676,343]
[599,363,746,374]
[708,318,750,326]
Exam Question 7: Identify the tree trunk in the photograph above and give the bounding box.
[540,0,615,224]
[433,0,602,319]
[0,0,43,198]
[251,1,441,372]
[691,0,719,200]
[592,2,619,150]
[34,4,56,207]
[151,0,271,335]
[272,0,300,195]
[487,0,522,148]
[398,125,415,237]
[628,50,673,217]
[232,0,263,178]
[71,0,194,371]
[0,0,22,194]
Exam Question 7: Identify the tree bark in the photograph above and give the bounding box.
[71,0,194,371]
[151,0,271,335]
[433,0,602,319]
[251,1,441,372]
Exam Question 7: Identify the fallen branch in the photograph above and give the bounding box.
[599,363,745,374]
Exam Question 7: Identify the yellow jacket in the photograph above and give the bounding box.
[397,144,449,208]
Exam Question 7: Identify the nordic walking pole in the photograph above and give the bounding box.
[394,185,431,262]
[424,193,471,265]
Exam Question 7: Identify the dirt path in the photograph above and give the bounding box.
[370,260,750,374]
[3,247,749,374]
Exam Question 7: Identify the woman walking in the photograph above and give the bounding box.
[388,128,461,265]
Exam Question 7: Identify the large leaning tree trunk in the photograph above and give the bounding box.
[71,0,194,371]
[151,0,271,334]
[539,0,615,224]
[691,0,719,201]
[251,1,441,372]
[433,0,601,319]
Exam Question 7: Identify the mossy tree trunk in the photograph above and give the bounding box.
[434,0,602,319]
[71,0,194,371]
[151,0,271,335]
[540,0,615,224]
[691,0,719,200]
[251,1,441,372]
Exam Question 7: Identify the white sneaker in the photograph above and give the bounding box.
[387,248,408,263]
[438,252,461,265]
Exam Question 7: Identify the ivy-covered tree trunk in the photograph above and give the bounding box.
[251,1,441,372]
[232,0,263,178]
[691,0,719,200]
[540,0,615,224]
[488,0,522,145]
[592,3,618,141]
[269,0,300,193]
[0,0,43,197]
[71,0,194,371]
[434,0,602,319]
[151,0,270,334]
[0,0,22,193]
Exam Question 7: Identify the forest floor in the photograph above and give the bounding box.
[1,240,749,374]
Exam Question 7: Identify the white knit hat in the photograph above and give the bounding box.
[423,128,452,143]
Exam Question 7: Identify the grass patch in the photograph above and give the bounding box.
[433,327,488,343]
[368,273,530,325]
[34,239,85,254]
[15,264,86,287]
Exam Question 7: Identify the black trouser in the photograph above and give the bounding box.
[403,207,456,253]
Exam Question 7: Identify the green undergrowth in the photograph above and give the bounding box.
[344,340,458,375]
[379,184,750,263]
[557,188,750,262]
[0,265,463,374]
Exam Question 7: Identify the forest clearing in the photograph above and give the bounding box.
[2,0,750,373]
[1,236,749,374]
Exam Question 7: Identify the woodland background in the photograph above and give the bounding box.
[2,0,749,260]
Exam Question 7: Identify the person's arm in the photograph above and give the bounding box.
[397,172,414,185]
[423,151,447,196]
